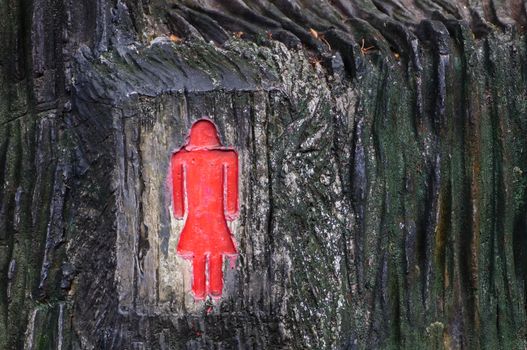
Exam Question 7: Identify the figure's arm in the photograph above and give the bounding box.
[171,153,185,219]
[225,151,239,220]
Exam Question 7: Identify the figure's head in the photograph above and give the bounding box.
[187,119,221,148]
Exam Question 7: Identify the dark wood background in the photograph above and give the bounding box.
[1,0,526,348]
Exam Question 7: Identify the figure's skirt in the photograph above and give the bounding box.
[176,217,236,256]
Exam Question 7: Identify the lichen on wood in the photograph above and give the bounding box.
[1,0,527,349]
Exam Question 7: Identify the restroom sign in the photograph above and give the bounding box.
[171,119,238,299]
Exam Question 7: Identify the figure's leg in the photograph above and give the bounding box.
[209,254,223,297]
[192,255,206,299]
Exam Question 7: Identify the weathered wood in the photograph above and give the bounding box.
[1,0,527,349]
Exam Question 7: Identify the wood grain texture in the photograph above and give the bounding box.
[1,0,526,348]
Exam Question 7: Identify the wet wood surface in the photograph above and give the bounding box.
[1,0,526,348]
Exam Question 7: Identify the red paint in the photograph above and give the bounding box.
[171,119,238,300]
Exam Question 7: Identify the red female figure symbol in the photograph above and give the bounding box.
[171,119,238,300]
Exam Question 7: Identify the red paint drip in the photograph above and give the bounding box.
[171,119,238,300]
[227,255,237,269]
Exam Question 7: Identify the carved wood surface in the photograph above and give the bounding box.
[1,0,526,348]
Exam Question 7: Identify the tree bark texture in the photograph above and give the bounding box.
[1,0,527,349]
